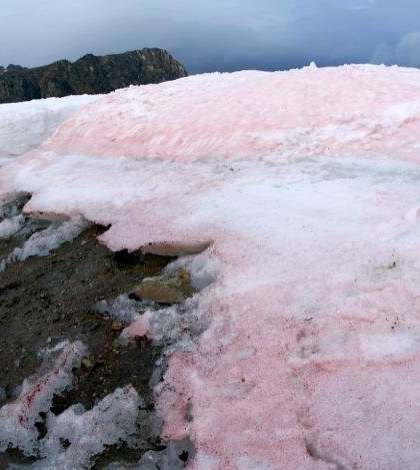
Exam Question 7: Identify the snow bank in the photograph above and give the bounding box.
[2,65,420,469]
[0,95,98,167]
[20,63,420,164]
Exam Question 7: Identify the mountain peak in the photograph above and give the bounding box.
[0,48,187,103]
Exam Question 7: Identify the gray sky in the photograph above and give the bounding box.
[1,0,420,74]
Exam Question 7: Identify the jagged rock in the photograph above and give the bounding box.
[0,48,187,104]
[130,268,195,304]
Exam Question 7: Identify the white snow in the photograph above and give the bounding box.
[95,294,146,325]
[163,251,221,291]
[0,214,24,239]
[2,64,420,469]
[0,95,98,167]
[30,386,141,470]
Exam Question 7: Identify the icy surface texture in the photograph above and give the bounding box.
[98,252,219,351]
[97,291,210,365]
[0,95,98,167]
[163,252,221,291]
[104,439,192,470]
[0,216,88,271]
[0,341,86,455]
[0,193,29,220]
[2,65,420,468]
[0,214,24,239]
[27,386,141,470]
[95,294,148,325]
[0,340,146,470]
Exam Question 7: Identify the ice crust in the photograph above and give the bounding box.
[0,216,88,271]
[2,65,420,469]
[0,214,25,239]
[0,342,144,470]
[0,341,86,456]
[27,386,141,470]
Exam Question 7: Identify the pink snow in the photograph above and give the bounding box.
[121,312,151,338]
[0,341,86,455]
[35,63,420,163]
[2,64,420,469]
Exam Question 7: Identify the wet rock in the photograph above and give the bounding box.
[130,268,195,304]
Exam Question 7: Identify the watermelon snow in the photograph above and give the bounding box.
[2,64,420,469]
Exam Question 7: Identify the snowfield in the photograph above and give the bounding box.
[0,94,99,167]
[2,64,420,469]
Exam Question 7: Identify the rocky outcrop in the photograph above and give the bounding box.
[0,48,187,103]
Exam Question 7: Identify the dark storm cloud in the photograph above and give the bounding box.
[1,0,420,73]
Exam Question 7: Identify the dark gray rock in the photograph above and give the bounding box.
[0,48,187,104]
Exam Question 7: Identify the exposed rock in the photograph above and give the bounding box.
[81,358,93,370]
[0,48,187,103]
[111,321,124,332]
[131,268,195,304]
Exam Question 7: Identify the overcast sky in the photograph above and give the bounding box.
[1,0,420,74]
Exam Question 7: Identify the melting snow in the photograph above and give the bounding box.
[2,64,420,469]
[0,341,86,456]
[0,214,24,239]
[0,216,88,271]
[29,386,141,470]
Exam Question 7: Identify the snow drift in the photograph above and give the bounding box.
[28,63,420,163]
[0,94,98,167]
[2,64,420,469]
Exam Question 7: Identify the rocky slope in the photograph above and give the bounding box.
[0,48,187,103]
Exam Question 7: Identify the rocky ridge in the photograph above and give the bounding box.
[0,48,187,103]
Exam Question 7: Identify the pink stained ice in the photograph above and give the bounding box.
[2,64,420,469]
[0,341,86,455]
